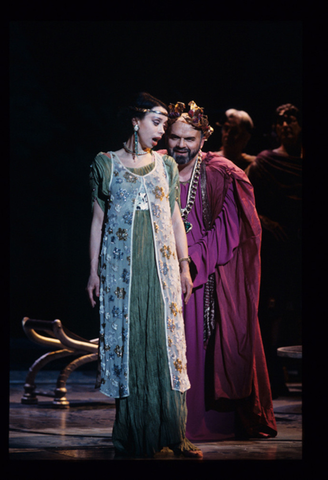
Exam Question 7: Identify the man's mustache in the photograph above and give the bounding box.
[174,147,189,153]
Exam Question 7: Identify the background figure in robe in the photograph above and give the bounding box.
[246,104,302,398]
[158,101,277,441]
[216,108,256,170]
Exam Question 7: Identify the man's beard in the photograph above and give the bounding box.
[167,144,201,165]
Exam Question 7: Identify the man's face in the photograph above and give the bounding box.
[166,120,205,165]
[221,118,249,150]
[275,112,302,147]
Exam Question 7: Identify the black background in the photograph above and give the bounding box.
[10,20,302,340]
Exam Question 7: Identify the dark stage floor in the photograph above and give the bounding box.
[7,340,304,474]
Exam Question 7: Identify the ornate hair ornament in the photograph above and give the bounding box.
[129,106,168,117]
[167,101,214,139]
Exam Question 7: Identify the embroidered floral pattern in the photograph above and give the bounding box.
[96,151,190,398]
[116,187,129,201]
[123,171,137,183]
[162,262,169,275]
[112,306,120,318]
[152,203,161,218]
[123,212,133,224]
[160,245,172,259]
[170,302,179,316]
[114,287,126,299]
[113,247,124,260]
[168,318,175,332]
[121,268,130,284]
[153,185,165,200]
[174,359,183,373]
[116,228,128,241]
[108,214,118,227]
[114,345,124,357]
[135,192,149,210]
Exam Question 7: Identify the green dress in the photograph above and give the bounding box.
[90,154,197,457]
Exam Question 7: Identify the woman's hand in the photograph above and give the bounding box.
[180,262,193,304]
[87,200,104,308]
[172,202,194,304]
[86,272,100,308]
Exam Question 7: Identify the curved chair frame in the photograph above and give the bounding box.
[20,317,99,408]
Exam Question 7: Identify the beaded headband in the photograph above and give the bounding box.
[167,101,214,139]
[129,106,169,117]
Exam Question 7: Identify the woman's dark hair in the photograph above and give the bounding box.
[117,92,167,139]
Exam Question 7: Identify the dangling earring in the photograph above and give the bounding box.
[134,124,139,157]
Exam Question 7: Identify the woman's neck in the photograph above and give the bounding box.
[114,147,154,169]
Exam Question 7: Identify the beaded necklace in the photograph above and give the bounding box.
[123,142,150,157]
[181,152,202,233]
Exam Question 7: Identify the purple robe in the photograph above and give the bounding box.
[158,150,277,441]
[182,178,239,441]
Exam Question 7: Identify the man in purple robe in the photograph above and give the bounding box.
[158,101,277,441]
[246,104,302,398]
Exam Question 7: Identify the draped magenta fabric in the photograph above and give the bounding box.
[159,149,277,440]
[181,177,239,441]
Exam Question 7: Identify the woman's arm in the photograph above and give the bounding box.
[172,201,193,304]
[86,200,105,307]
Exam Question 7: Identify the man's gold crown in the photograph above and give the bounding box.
[167,101,214,139]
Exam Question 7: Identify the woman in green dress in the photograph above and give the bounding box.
[86,92,202,458]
